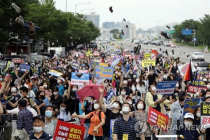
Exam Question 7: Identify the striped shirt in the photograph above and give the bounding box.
[113,116,137,140]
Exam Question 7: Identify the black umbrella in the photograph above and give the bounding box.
[197,62,210,67]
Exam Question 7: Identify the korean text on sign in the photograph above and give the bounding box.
[187,85,207,93]
[54,120,85,140]
[201,102,210,116]
[183,98,203,115]
[142,60,156,67]
[147,107,168,132]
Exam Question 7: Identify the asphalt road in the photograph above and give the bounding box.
[97,41,210,63]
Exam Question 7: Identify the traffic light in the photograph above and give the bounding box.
[29,22,35,39]
[15,16,25,26]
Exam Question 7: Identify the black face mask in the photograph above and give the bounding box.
[179,97,185,102]
[40,95,45,100]
[180,104,184,108]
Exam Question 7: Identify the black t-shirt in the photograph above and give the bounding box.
[35,99,45,117]
[84,101,93,123]
[6,94,21,110]
[67,98,79,115]
[152,94,161,112]
[104,109,122,137]
[124,86,131,96]
[50,95,62,108]
[148,74,158,85]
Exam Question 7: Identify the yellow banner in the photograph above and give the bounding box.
[142,60,156,67]
[4,61,11,72]
[144,53,151,59]
[99,63,108,67]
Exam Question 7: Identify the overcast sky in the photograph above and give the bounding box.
[54,0,210,29]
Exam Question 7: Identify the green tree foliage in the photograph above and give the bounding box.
[40,0,56,7]
[110,29,120,39]
[197,15,210,46]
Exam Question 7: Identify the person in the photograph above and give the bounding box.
[57,78,65,96]
[130,100,151,140]
[179,113,201,140]
[81,96,95,139]
[43,105,58,137]
[117,87,128,104]
[43,82,52,97]
[170,91,186,140]
[16,99,33,135]
[99,87,122,140]
[6,86,21,110]
[145,69,158,85]
[72,101,105,140]
[132,76,146,101]
[29,115,53,140]
[113,103,138,140]
[34,90,46,117]
[49,86,62,108]
[193,106,201,128]
[57,98,71,122]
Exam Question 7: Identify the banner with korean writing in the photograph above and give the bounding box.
[155,81,177,95]
[190,80,205,86]
[147,107,168,132]
[187,85,207,93]
[201,102,210,129]
[110,119,116,140]
[19,64,30,72]
[99,63,108,67]
[197,70,210,79]
[144,53,151,59]
[142,60,156,67]
[53,120,85,140]
[183,98,203,115]
[106,90,116,104]
[90,61,99,68]
[95,66,114,80]
[71,72,89,86]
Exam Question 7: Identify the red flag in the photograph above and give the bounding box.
[184,60,193,81]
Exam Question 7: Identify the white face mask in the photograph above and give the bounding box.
[207,85,210,89]
[43,85,47,88]
[33,127,43,133]
[123,81,128,85]
[196,92,199,96]
[121,92,126,95]
[136,79,139,83]
[112,103,118,109]
[11,87,17,93]
[196,112,200,117]
[200,77,203,80]
[94,104,99,110]
[115,72,118,75]
[128,101,132,105]
[152,87,156,91]
[184,121,193,127]
[57,80,60,84]
[104,83,108,87]
[137,104,144,109]
[53,92,58,95]
[122,106,130,114]
[72,88,77,91]
[60,107,66,111]
[176,84,179,87]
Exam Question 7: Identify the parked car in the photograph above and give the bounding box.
[165,42,171,47]
[134,40,140,44]
[191,52,205,61]
[89,41,97,49]
[170,43,177,48]
[155,40,161,46]
[143,40,149,45]
[151,40,156,45]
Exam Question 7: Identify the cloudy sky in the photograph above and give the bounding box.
[54,0,210,29]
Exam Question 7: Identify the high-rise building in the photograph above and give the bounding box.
[85,12,100,28]
[102,22,115,29]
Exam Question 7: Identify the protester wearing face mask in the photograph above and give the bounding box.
[170,91,186,140]
[30,115,53,140]
[207,84,210,90]
[126,96,135,111]
[35,91,47,117]
[132,76,146,101]
[43,82,52,97]
[57,99,71,122]
[205,90,210,97]
[67,91,80,115]
[56,78,65,96]
[81,96,95,139]
[43,106,57,137]
[145,69,158,85]
[120,78,131,96]
[49,87,62,108]
[193,106,201,127]
[6,86,21,110]
[113,103,138,140]
[72,101,105,140]
[71,85,78,92]
[130,100,151,140]
[98,87,122,140]
[195,89,206,98]
[117,88,128,104]
[179,113,201,140]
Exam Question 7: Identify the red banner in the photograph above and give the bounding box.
[147,107,169,132]
[12,58,23,63]
[53,120,85,140]
[187,85,207,93]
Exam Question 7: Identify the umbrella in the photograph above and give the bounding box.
[197,62,210,67]
[76,84,107,101]
[151,50,159,55]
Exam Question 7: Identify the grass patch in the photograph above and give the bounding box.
[176,42,210,51]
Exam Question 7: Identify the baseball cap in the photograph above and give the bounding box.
[184,113,194,120]
[60,78,65,82]
[33,115,45,122]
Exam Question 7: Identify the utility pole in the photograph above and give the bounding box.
[194,29,196,47]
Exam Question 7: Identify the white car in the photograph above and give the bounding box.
[191,52,205,61]
[170,43,176,48]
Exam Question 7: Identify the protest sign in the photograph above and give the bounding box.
[31,67,39,75]
[190,80,205,86]
[90,61,99,68]
[106,90,116,104]
[12,58,23,63]
[142,60,155,67]
[187,85,207,93]
[144,53,151,59]
[19,64,30,72]
[53,120,85,140]
[72,63,78,70]
[49,70,63,77]
[95,66,114,79]
[148,107,168,132]
[99,63,108,67]
[79,70,89,73]
[71,72,89,85]
[197,70,210,79]
[110,119,116,140]
[111,58,121,67]
[183,98,203,115]
[79,54,84,58]
[155,81,177,95]
[201,102,210,129]
[93,51,100,56]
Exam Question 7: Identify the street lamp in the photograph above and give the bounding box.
[75,2,91,15]
[81,8,94,14]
